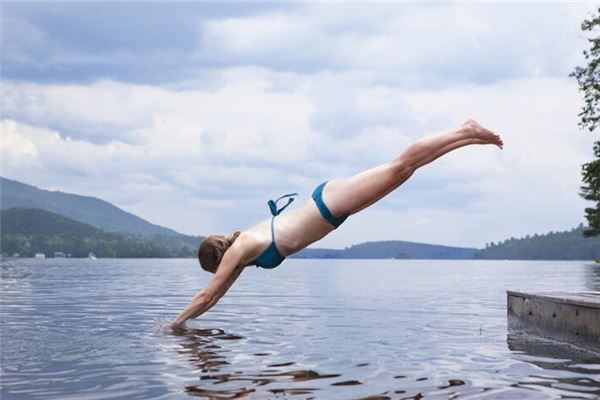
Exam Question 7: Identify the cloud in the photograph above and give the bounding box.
[199,2,594,86]
[3,80,155,143]
[2,3,594,86]
[1,2,288,84]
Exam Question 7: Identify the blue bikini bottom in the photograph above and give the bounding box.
[311,181,349,229]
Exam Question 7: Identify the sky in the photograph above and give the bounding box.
[1,2,598,249]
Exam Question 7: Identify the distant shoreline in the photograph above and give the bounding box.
[3,256,600,262]
[3,178,600,262]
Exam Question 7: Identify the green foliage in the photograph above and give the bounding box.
[473,225,600,260]
[581,142,600,237]
[571,8,600,236]
[0,208,201,258]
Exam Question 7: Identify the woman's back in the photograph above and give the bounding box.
[242,198,335,264]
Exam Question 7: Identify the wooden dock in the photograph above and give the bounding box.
[507,290,600,352]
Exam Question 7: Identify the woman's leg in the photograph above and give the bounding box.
[323,119,503,216]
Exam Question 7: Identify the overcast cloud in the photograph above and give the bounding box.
[1,2,597,248]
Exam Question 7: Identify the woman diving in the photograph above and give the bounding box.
[171,119,503,328]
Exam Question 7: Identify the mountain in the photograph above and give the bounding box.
[294,240,478,260]
[341,240,477,259]
[473,225,600,260]
[0,177,179,236]
[1,208,199,258]
[2,207,100,236]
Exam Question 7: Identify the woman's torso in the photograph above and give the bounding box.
[240,198,334,266]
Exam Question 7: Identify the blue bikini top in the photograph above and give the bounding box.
[250,192,298,269]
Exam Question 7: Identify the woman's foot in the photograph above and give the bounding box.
[460,119,504,149]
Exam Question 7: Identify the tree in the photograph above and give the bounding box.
[571,7,600,237]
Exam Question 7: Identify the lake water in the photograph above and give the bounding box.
[1,259,599,399]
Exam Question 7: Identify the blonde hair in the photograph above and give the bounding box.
[198,231,241,273]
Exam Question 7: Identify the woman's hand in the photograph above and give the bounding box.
[169,320,185,330]
[171,291,213,328]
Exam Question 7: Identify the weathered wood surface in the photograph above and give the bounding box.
[507,290,600,352]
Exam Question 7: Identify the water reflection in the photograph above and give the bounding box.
[507,331,600,398]
[584,263,600,291]
[171,327,345,398]
[171,328,238,372]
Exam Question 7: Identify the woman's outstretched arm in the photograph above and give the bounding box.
[170,244,245,328]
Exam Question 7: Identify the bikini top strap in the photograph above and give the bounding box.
[270,215,276,242]
[267,192,299,217]
[267,192,299,242]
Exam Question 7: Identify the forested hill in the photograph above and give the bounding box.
[1,208,201,258]
[473,225,600,260]
[342,240,478,259]
[2,207,100,236]
[293,240,478,260]
[0,177,179,236]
